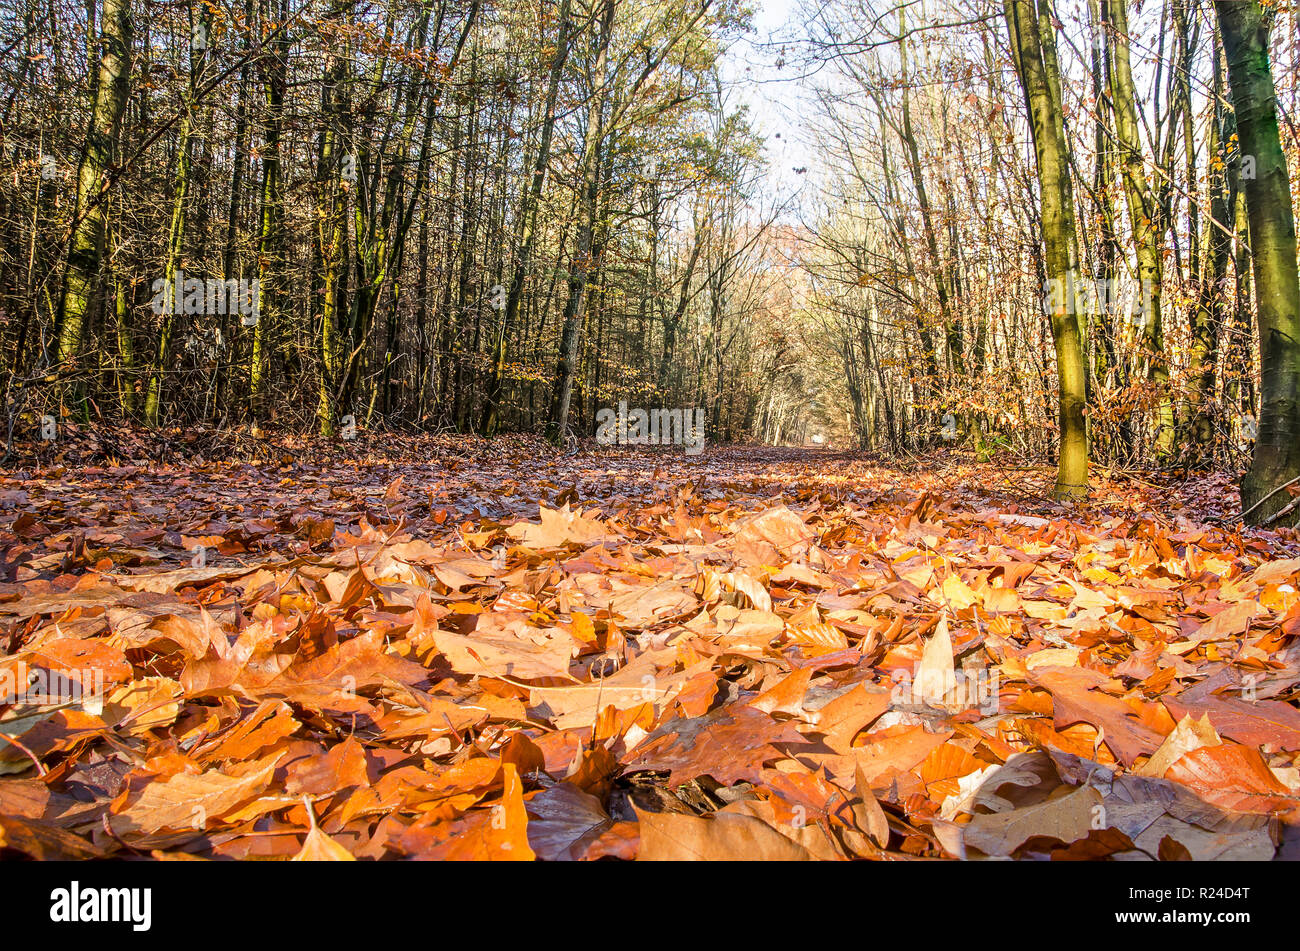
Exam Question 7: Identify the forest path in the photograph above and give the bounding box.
[0,437,1296,859]
[0,440,1254,580]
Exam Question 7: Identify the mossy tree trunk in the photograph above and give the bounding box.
[1004,0,1089,499]
[55,0,132,369]
[1216,0,1300,525]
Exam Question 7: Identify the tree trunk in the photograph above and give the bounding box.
[250,0,289,421]
[1187,30,1233,457]
[1105,0,1174,456]
[1216,0,1300,525]
[482,0,574,434]
[546,0,613,443]
[55,0,131,367]
[1004,0,1089,498]
[144,0,210,427]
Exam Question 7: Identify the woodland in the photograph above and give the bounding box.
[0,0,1299,863]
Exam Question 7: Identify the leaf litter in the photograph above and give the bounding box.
[1,439,1298,860]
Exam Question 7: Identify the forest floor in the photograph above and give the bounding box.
[1,431,1299,859]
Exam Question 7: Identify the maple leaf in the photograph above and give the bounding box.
[506,503,609,548]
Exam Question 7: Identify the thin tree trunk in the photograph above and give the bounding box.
[1005,0,1089,498]
[144,1,210,427]
[482,0,574,434]
[1105,0,1174,456]
[546,0,613,443]
[250,0,289,421]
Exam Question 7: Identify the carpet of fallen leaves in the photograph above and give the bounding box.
[2,435,1299,860]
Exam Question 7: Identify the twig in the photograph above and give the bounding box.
[0,730,47,776]
[1262,493,1300,528]
[1240,475,1300,522]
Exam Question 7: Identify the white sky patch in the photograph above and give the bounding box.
[720,0,809,221]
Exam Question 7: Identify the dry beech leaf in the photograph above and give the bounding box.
[749,666,813,717]
[292,799,355,861]
[808,683,891,753]
[1138,713,1221,778]
[962,785,1103,857]
[853,763,890,848]
[635,807,817,861]
[110,759,280,835]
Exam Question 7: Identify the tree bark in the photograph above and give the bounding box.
[144,0,210,427]
[55,0,132,367]
[482,0,574,434]
[1105,0,1174,456]
[546,0,613,443]
[1215,0,1300,525]
[1004,0,1089,498]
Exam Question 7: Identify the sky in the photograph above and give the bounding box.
[719,0,812,219]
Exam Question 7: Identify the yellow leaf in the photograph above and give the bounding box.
[292,798,354,861]
[570,610,597,644]
[292,823,356,861]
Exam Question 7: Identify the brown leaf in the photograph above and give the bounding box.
[0,814,105,859]
[731,506,813,566]
[291,801,356,861]
[636,807,817,860]
[749,666,813,717]
[1030,667,1165,767]
[110,759,279,835]
[1137,714,1221,778]
[853,763,890,848]
[506,503,609,548]
[808,683,891,753]
[624,703,807,787]
[525,782,616,860]
[962,785,1102,857]
[402,763,535,860]
[432,623,577,684]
